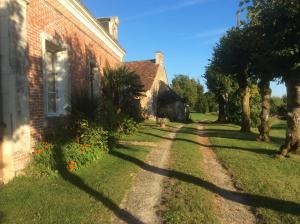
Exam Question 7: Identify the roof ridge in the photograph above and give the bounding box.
[124,59,155,63]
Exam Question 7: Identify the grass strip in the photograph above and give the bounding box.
[161,124,218,224]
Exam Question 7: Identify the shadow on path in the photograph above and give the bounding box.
[111,148,300,216]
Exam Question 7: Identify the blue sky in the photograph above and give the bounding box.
[81,0,286,96]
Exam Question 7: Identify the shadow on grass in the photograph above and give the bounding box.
[139,130,277,156]
[53,144,144,224]
[111,148,300,216]
[0,211,5,223]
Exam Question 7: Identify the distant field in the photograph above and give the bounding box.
[190,112,218,122]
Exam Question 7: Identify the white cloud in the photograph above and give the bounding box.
[188,28,227,39]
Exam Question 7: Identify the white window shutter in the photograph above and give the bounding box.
[55,50,70,115]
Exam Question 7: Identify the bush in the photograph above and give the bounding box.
[69,90,100,122]
[117,117,139,135]
[270,96,287,117]
[30,125,109,175]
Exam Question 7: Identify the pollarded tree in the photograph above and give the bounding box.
[204,63,237,122]
[243,24,275,142]
[242,0,300,155]
[212,28,256,132]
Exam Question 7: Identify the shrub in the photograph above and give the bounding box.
[69,89,100,122]
[118,117,139,135]
[30,125,109,175]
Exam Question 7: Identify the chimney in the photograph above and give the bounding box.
[155,51,164,65]
[97,17,119,41]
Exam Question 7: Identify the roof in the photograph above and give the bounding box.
[65,0,125,59]
[158,82,184,104]
[124,60,159,91]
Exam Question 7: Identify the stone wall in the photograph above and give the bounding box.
[141,61,168,118]
[0,0,31,183]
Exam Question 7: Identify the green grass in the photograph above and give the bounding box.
[190,112,218,122]
[121,121,180,142]
[0,122,171,224]
[161,124,218,223]
[202,117,300,223]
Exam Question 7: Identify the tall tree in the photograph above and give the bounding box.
[242,0,300,155]
[212,28,255,132]
[204,63,236,122]
[172,75,199,110]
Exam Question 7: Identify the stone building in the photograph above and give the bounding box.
[125,52,186,121]
[0,0,125,183]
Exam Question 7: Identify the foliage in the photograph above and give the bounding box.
[69,89,100,122]
[270,96,287,117]
[226,85,261,127]
[205,92,219,112]
[101,66,145,131]
[212,28,255,87]
[171,74,208,113]
[30,123,109,175]
[204,63,237,99]
[240,0,300,80]
[117,117,139,135]
[171,75,200,110]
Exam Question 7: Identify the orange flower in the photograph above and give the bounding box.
[68,161,76,165]
[44,145,50,150]
[67,165,76,170]
[34,149,42,155]
[84,144,91,147]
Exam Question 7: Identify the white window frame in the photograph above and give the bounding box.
[41,33,70,117]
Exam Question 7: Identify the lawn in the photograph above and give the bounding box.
[161,124,218,223]
[120,121,180,142]
[195,113,300,223]
[190,112,218,122]
[0,122,172,224]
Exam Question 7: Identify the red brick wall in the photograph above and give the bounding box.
[27,0,122,140]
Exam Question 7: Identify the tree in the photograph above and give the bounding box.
[242,0,300,155]
[194,82,209,113]
[101,66,145,130]
[212,28,256,132]
[172,75,199,110]
[204,63,236,122]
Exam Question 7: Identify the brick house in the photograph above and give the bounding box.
[0,0,125,183]
[125,52,186,120]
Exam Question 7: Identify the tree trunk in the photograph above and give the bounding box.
[280,75,300,156]
[258,81,272,142]
[217,94,228,123]
[240,85,251,132]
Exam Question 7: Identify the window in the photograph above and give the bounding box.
[89,61,100,99]
[44,40,69,116]
[45,51,57,114]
